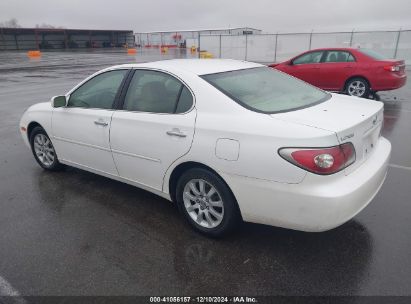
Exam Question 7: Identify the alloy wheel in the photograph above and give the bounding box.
[33,134,55,167]
[183,179,224,229]
[348,80,366,97]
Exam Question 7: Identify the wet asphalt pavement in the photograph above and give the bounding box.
[0,49,410,296]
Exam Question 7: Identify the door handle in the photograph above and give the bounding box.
[166,128,187,138]
[94,120,108,127]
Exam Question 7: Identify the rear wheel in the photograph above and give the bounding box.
[369,91,381,101]
[30,126,64,171]
[346,77,370,98]
[176,168,241,237]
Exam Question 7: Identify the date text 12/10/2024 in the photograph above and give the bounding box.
[149,297,258,303]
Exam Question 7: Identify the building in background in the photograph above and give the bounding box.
[135,27,262,48]
[0,27,135,50]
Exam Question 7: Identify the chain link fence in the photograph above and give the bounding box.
[199,30,411,64]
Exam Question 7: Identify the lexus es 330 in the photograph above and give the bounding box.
[19,59,391,237]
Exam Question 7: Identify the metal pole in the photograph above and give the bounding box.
[34,29,39,50]
[309,30,313,50]
[393,29,401,58]
[64,30,68,49]
[198,33,201,58]
[14,34,18,50]
[219,34,222,58]
[0,28,4,51]
[274,33,278,63]
[349,29,354,47]
[245,34,248,61]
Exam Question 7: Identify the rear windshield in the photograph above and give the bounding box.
[358,48,388,60]
[201,67,330,114]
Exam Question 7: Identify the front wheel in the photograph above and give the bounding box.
[176,168,241,237]
[346,77,370,98]
[30,126,64,171]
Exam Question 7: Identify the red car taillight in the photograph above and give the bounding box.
[384,65,401,72]
[278,143,356,175]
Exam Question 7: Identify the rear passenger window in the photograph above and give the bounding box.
[124,70,193,114]
[324,51,356,63]
[176,87,193,113]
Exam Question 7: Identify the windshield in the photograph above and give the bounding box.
[201,67,330,114]
[358,48,388,60]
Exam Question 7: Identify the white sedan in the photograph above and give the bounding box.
[19,59,391,237]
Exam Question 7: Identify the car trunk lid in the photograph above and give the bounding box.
[272,93,384,175]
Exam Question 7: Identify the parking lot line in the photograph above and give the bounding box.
[386,108,411,113]
[0,275,21,296]
[389,163,411,171]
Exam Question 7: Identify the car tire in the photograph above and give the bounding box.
[176,168,241,237]
[346,77,370,98]
[369,91,381,101]
[30,126,64,171]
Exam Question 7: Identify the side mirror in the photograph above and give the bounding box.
[288,60,294,65]
[52,95,67,108]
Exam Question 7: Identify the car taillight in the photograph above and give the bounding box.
[278,143,356,175]
[384,65,400,72]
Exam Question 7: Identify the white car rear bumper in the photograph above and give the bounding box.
[221,137,391,232]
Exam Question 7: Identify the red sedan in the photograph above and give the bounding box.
[269,48,407,98]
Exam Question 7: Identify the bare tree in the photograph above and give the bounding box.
[0,18,21,28]
[35,23,65,29]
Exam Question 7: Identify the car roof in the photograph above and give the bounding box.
[308,47,358,52]
[110,59,264,76]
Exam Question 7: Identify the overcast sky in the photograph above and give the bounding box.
[1,0,410,33]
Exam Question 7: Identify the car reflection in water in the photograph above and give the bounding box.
[34,168,373,295]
